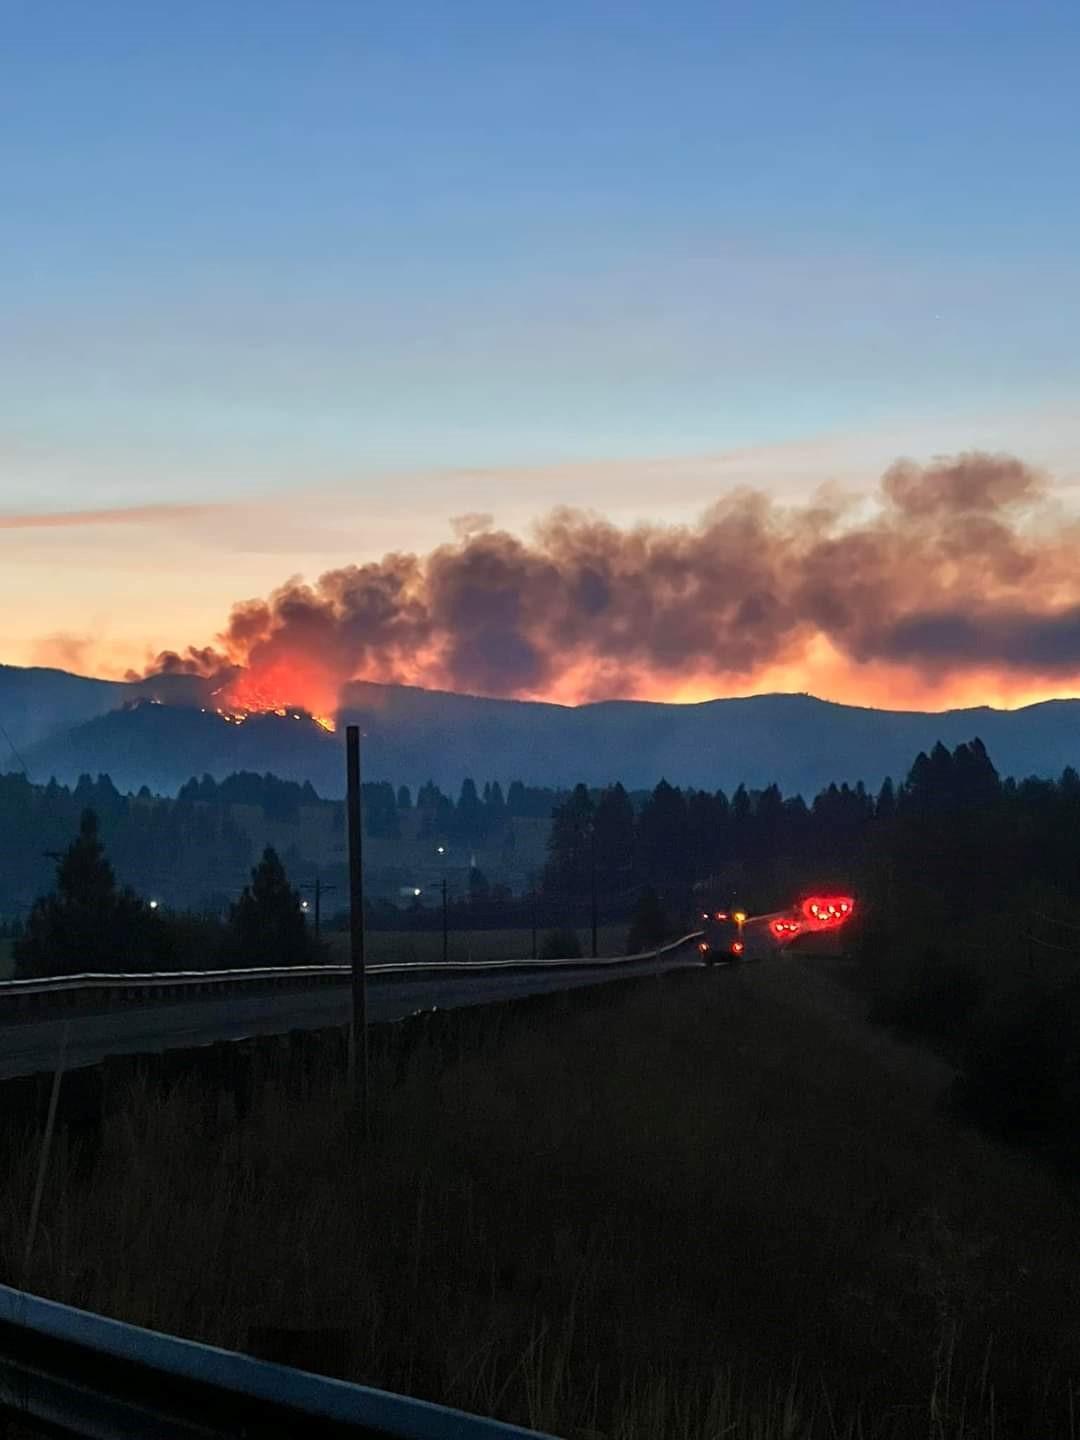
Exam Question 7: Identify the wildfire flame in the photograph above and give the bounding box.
[209,658,338,733]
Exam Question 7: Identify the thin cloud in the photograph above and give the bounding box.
[0,502,213,530]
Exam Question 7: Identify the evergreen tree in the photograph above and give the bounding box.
[484,780,506,823]
[731,783,752,828]
[544,784,595,895]
[506,780,527,816]
[637,780,688,883]
[454,778,485,842]
[593,783,635,889]
[226,846,313,966]
[416,780,442,811]
[875,776,897,822]
[15,809,171,977]
[362,781,400,838]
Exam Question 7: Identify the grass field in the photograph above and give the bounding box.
[6,956,1080,1437]
[326,922,630,966]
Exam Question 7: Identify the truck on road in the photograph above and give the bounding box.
[696,903,748,964]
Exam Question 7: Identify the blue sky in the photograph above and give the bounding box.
[2,0,1079,679]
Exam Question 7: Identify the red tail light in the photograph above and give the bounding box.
[801,895,856,928]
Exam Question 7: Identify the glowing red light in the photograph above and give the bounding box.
[801,895,856,930]
[770,916,803,939]
[731,940,745,955]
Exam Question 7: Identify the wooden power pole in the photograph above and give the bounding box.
[346,726,368,1134]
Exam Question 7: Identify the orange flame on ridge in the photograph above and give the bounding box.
[213,656,338,732]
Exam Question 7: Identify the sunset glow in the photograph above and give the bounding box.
[119,450,1080,721]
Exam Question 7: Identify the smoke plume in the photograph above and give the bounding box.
[143,452,1080,713]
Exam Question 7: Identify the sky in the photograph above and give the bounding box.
[2,1,1079,709]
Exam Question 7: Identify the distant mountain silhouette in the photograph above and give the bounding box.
[3,664,1080,796]
[0,664,211,755]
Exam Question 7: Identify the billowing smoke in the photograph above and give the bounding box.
[142,452,1080,713]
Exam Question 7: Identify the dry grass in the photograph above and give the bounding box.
[5,957,1080,1437]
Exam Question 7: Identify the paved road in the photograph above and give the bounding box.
[0,947,711,1081]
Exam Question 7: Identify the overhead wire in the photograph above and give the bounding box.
[0,718,28,777]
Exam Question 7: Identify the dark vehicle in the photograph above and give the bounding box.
[696,903,748,964]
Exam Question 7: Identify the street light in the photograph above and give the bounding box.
[299,873,337,942]
[436,846,448,964]
[148,899,159,911]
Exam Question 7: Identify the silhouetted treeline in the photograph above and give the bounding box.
[0,771,254,919]
[0,768,564,918]
[543,771,880,911]
[14,824,321,979]
[541,735,1080,922]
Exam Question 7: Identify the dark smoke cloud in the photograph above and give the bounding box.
[143,452,1080,705]
[139,645,226,678]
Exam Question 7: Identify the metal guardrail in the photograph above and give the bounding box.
[0,933,706,1019]
[0,1282,555,1438]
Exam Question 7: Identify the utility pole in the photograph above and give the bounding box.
[345,726,367,1134]
[531,881,538,961]
[441,875,448,965]
[436,844,449,965]
[301,872,337,944]
[590,827,598,960]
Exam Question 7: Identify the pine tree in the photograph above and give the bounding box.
[15,809,170,977]
[544,784,595,895]
[637,780,688,884]
[593,783,635,888]
[875,777,897,822]
[227,847,313,967]
[454,778,485,842]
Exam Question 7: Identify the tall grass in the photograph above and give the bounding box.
[3,959,1080,1437]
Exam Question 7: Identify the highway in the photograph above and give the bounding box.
[0,909,797,1081]
[0,945,711,1082]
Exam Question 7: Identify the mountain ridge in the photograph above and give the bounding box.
[3,663,1079,798]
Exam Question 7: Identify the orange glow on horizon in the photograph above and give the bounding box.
[98,633,1080,720]
[209,642,1080,718]
[214,657,339,732]
[523,635,1080,714]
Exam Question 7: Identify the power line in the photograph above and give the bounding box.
[0,718,28,777]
